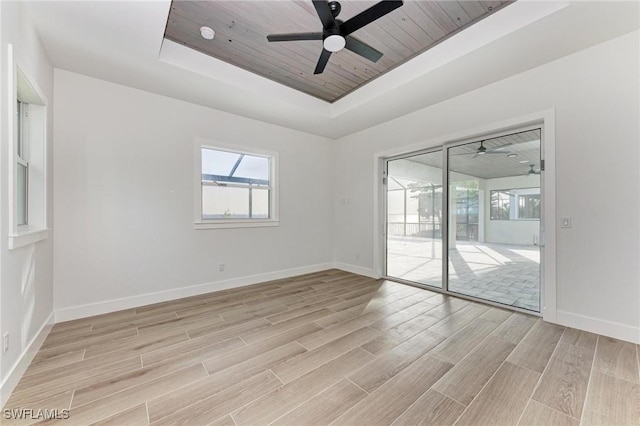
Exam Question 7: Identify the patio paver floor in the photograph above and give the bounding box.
[387,236,540,312]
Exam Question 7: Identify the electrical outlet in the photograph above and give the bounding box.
[3,333,8,354]
[219,263,225,272]
[561,216,572,228]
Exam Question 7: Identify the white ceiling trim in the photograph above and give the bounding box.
[330,0,570,117]
[159,39,330,115]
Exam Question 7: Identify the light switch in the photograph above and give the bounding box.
[561,216,572,228]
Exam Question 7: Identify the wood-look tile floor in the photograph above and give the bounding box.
[5,270,640,425]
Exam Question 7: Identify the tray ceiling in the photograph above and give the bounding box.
[164,0,513,102]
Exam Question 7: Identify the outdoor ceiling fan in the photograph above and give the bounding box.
[527,164,541,175]
[266,0,403,74]
[473,141,511,157]
[451,140,512,158]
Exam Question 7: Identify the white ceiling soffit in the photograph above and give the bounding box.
[26,1,640,139]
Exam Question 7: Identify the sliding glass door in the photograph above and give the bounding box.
[385,150,443,288]
[384,129,542,313]
[447,130,541,312]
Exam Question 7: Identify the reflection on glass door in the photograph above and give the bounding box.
[447,129,541,312]
[386,150,443,288]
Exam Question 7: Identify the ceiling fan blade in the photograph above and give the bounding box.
[314,48,332,74]
[267,32,323,42]
[312,0,337,29]
[486,145,512,153]
[484,150,512,154]
[341,0,403,36]
[345,36,382,62]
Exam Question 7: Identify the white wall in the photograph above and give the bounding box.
[0,1,54,406]
[334,31,640,342]
[53,70,334,318]
[484,175,540,245]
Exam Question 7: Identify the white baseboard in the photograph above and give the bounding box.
[54,263,334,322]
[332,262,380,279]
[556,310,640,344]
[0,312,55,409]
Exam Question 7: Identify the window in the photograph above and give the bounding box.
[16,99,29,226]
[195,144,278,229]
[518,193,541,219]
[490,188,540,220]
[8,56,49,249]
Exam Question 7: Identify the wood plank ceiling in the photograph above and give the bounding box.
[408,129,542,180]
[164,1,513,103]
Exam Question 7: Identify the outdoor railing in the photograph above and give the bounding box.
[387,222,441,238]
[388,222,478,240]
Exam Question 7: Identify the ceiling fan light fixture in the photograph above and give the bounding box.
[323,34,346,52]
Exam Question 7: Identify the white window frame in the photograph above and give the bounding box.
[16,99,29,226]
[7,45,49,249]
[194,139,279,229]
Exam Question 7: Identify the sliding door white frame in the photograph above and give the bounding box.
[373,109,556,322]
[383,147,444,290]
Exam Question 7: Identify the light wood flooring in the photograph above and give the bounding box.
[5,270,640,425]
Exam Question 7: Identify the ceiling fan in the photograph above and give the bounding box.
[266,0,403,75]
[452,140,512,158]
[527,164,541,175]
[473,141,511,157]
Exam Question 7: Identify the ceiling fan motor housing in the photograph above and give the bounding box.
[322,3,344,53]
[329,1,341,17]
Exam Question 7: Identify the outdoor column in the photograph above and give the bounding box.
[478,179,485,243]
[449,186,457,249]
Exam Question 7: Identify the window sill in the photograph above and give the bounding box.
[8,228,49,249]
[194,220,279,230]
